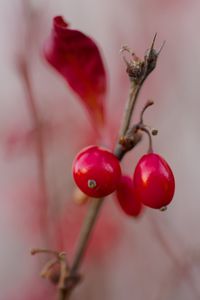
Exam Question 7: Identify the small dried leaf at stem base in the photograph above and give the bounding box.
[44,16,107,129]
[73,188,89,205]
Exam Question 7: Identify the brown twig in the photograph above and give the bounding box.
[31,248,59,256]
[119,81,143,137]
[57,35,162,300]
[58,198,104,299]
[119,99,156,156]
[70,198,104,275]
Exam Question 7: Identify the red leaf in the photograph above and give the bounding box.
[44,16,107,128]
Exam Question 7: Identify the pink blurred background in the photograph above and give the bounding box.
[0,0,200,299]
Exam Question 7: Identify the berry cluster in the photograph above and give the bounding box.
[72,142,175,216]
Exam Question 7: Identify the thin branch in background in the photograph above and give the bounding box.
[148,213,200,299]
[154,263,200,300]
[18,57,49,240]
[16,0,50,240]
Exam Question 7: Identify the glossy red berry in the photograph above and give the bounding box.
[72,145,121,198]
[116,175,142,217]
[133,153,175,209]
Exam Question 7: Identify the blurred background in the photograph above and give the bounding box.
[0,0,200,299]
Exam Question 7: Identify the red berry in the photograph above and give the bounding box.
[116,175,142,217]
[133,153,175,209]
[72,145,121,198]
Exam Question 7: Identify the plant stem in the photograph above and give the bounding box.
[58,198,103,300]
[71,197,104,275]
[57,36,160,299]
[119,78,146,137]
[57,81,141,300]
[58,289,71,300]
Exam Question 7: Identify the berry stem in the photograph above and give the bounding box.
[139,126,154,153]
[139,100,154,124]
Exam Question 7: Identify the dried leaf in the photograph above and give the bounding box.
[44,16,107,128]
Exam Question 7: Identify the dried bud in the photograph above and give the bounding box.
[144,35,165,76]
[42,262,60,285]
[152,129,158,136]
[121,34,164,84]
[126,58,145,84]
